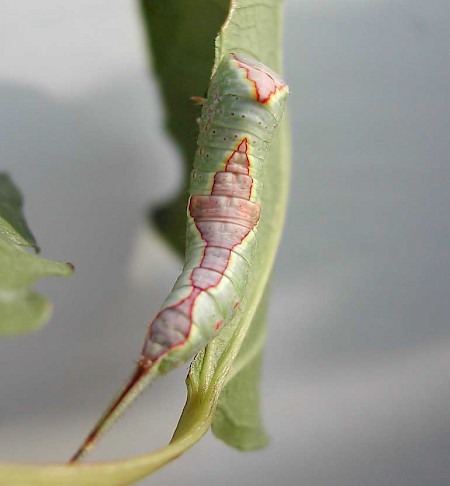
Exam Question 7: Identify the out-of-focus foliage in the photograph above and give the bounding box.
[0,173,73,335]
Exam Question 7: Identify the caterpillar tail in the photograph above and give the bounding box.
[68,358,162,463]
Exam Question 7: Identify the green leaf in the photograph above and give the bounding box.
[211,293,270,450]
[0,173,39,249]
[0,173,74,335]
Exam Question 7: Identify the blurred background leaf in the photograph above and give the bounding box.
[141,0,230,255]
[0,172,38,249]
[0,173,74,335]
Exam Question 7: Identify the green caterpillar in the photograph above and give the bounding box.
[70,53,288,461]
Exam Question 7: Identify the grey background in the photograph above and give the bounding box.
[1,1,449,485]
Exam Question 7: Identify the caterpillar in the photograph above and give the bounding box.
[70,52,288,462]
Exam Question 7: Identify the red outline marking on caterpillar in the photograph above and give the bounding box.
[143,137,257,364]
[232,53,286,103]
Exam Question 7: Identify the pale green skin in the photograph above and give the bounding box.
[70,53,288,462]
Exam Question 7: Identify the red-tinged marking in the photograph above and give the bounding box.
[230,139,249,164]
[215,320,223,330]
[146,136,258,363]
[234,301,240,309]
[146,136,259,364]
[211,137,253,199]
[153,137,259,356]
[146,286,202,361]
[232,54,287,104]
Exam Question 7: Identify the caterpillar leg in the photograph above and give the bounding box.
[191,96,206,105]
